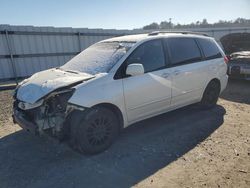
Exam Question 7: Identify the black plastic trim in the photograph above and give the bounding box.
[13,109,38,134]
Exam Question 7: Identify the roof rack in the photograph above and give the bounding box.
[148,31,209,36]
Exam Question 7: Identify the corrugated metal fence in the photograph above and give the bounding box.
[0,25,142,80]
[0,25,249,80]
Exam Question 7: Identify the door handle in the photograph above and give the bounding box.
[173,70,181,75]
[161,72,170,78]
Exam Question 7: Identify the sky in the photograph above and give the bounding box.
[0,0,249,29]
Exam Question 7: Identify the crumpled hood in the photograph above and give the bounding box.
[16,68,94,104]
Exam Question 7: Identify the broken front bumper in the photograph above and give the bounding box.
[12,109,38,134]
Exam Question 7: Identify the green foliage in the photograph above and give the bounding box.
[142,18,250,30]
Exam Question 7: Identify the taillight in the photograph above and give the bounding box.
[224,56,229,64]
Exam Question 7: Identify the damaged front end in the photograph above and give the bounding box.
[13,88,84,139]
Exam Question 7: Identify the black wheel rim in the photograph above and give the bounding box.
[86,116,112,146]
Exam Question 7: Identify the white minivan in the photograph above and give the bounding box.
[13,32,228,154]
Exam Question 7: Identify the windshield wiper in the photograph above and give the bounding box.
[110,44,125,57]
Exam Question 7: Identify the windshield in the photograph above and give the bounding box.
[61,41,135,75]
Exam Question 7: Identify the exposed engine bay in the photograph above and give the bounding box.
[11,68,96,139]
[13,87,84,139]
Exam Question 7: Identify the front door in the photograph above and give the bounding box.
[122,39,172,123]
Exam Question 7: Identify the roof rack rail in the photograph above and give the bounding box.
[148,31,209,36]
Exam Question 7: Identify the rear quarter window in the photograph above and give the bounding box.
[197,38,222,60]
[166,38,202,65]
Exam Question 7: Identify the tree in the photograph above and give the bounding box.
[142,18,250,30]
[201,19,208,25]
[143,22,160,30]
[159,21,172,29]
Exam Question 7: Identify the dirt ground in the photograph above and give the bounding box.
[0,79,249,188]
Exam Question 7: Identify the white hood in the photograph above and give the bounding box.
[16,68,94,104]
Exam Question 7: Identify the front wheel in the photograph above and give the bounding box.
[70,107,120,154]
[199,81,220,109]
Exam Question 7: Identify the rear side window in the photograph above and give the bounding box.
[166,38,202,65]
[126,40,165,73]
[197,38,222,59]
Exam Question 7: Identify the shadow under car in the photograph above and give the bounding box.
[0,104,225,188]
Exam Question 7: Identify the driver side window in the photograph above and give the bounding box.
[126,40,166,73]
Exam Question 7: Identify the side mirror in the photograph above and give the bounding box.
[126,63,144,76]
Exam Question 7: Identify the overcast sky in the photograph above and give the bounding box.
[0,0,249,29]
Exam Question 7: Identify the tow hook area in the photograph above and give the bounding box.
[12,110,39,135]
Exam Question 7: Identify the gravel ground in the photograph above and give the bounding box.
[0,79,249,188]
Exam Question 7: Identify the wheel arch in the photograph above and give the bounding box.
[200,78,221,101]
[209,78,221,88]
[92,103,124,130]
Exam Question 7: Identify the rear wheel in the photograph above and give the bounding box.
[199,81,220,109]
[70,107,119,154]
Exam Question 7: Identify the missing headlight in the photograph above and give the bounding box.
[18,99,44,110]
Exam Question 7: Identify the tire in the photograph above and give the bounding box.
[199,81,220,109]
[70,107,119,154]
